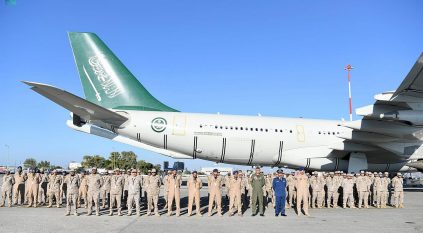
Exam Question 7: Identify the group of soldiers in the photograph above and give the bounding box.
[0,166,405,217]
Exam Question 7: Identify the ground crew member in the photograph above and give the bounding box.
[356,171,370,208]
[13,166,27,205]
[250,166,265,216]
[163,170,171,208]
[109,168,124,216]
[167,169,182,217]
[286,172,296,209]
[342,174,355,208]
[295,168,310,216]
[48,170,62,208]
[64,169,80,216]
[228,171,242,216]
[272,169,287,216]
[380,172,390,208]
[391,173,404,208]
[26,169,41,208]
[147,168,161,216]
[208,169,223,216]
[87,167,103,216]
[187,171,203,217]
[101,172,111,208]
[1,170,15,207]
[77,171,88,208]
[127,169,142,216]
[38,170,48,206]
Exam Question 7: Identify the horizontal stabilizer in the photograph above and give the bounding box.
[23,81,128,126]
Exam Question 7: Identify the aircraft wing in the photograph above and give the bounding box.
[23,81,128,126]
[335,53,423,163]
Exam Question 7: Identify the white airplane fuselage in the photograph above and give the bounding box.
[103,111,411,172]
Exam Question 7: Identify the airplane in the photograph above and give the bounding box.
[24,32,423,173]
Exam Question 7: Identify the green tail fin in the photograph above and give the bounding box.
[68,32,177,112]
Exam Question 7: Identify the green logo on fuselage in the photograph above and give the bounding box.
[151,117,167,132]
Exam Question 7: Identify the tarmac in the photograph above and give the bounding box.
[0,184,422,233]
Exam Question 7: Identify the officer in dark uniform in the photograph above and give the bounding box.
[272,169,287,216]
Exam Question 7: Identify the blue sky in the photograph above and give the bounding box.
[0,1,422,170]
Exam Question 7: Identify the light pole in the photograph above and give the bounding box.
[4,144,10,169]
[344,65,354,121]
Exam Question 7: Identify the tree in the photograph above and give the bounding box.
[81,155,107,168]
[108,152,121,170]
[37,160,51,170]
[23,158,37,169]
[121,151,137,170]
[136,160,154,174]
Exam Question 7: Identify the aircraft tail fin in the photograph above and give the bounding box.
[68,32,177,112]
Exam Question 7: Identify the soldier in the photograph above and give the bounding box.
[342,174,355,208]
[101,172,111,208]
[48,170,63,208]
[77,171,88,208]
[309,172,319,208]
[13,166,27,205]
[122,169,130,208]
[38,170,48,206]
[26,168,41,208]
[295,168,310,216]
[391,173,404,208]
[63,169,80,216]
[127,169,142,216]
[332,171,343,208]
[228,171,242,216]
[374,172,383,208]
[272,169,287,216]
[187,171,203,217]
[61,171,68,202]
[380,172,390,208]
[265,174,274,208]
[208,169,223,216]
[325,172,335,208]
[146,168,161,216]
[163,170,171,208]
[1,170,15,207]
[167,169,182,216]
[240,171,248,211]
[250,166,265,216]
[109,168,124,216]
[286,172,296,209]
[86,167,103,216]
[356,171,370,208]
[142,170,150,209]
[372,172,378,206]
